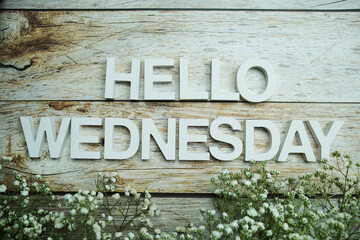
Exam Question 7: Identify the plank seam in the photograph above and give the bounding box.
[2,191,348,199]
[0,8,360,12]
[1,100,360,104]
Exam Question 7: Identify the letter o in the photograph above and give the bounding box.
[236,59,276,103]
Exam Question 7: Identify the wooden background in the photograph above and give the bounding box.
[1,0,360,230]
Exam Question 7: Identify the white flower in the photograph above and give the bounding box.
[208,210,216,216]
[35,174,41,180]
[217,223,224,230]
[230,180,238,187]
[155,228,161,234]
[257,222,265,230]
[198,225,206,233]
[130,188,137,195]
[93,223,101,239]
[252,173,261,183]
[115,232,123,238]
[21,190,29,196]
[80,207,89,214]
[225,227,233,235]
[107,215,113,222]
[284,223,289,231]
[70,209,76,216]
[243,180,251,186]
[211,230,222,240]
[0,184,7,192]
[266,230,273,236]
[176,226,186,232]
[270,206,279,218]
[112,193,120,200]
[99,220,106,228]
[259,207,265,214]
[97,192,104,199]
[231,221,239,229]
[1,156,12,162]
[214,188,221,195]
[145,190,151,198]
[128,232,135,239]
[247,208,258,217]
[54,219,64,229]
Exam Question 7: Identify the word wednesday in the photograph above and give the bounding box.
[20,58,343,162]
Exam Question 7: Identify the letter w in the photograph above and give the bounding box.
[20,117,70,158]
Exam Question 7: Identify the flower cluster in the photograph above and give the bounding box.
[150,152,360,240]
[0,156,56,239]
[1,152,360,239]
[0,157,158,240]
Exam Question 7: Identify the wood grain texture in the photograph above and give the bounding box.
[0,11,359,102]
[0,194,215,235]
[1,0,359,10]
[0,101,359,193]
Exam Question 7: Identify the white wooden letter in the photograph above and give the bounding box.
[144,59,175,100]
[105,58,140,100]
[307,120,343,160]
[179,119,210,160]
[209,117,242,161]
[71,118,102,159]
[180,58,209,100]
[236,59,276,103]
[20,117,70,158]
[211,59,239,101]
[278,120,316,162]
[245,120,280,161]
[142,118,176,160]
[104,118,139,160]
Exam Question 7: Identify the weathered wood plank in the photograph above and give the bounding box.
[1,0,359,10]
[0,101,359,193]
[0,11,359,102]
[0,194,215,235]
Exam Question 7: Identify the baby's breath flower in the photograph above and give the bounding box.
[230,180,237,187]
[0,184,7,192]
[208,210,216,217]
[211,230,222,240]
[70,209,76,216]
[80,207,89,214]
[112,193,120,200]
[247,208,257,217]
[242,180,251,187]
[1,156,12,162]
[128,232,135,239]
[217,223,224,230]
[21,190,29,196]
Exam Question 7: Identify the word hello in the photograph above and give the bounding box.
[20,117,343,162]
[105,58,276,102]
